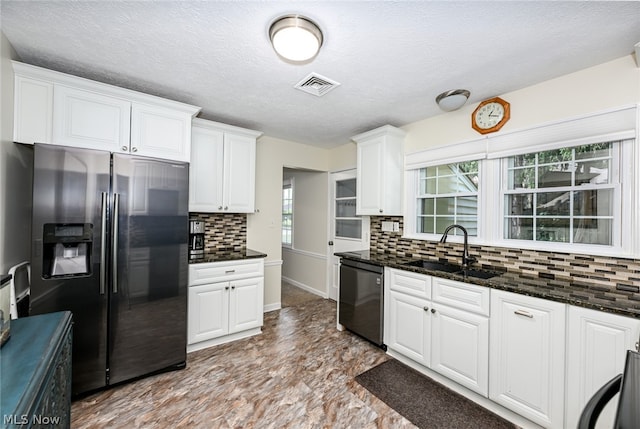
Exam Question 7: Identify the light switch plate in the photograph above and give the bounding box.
[381,221,394,232]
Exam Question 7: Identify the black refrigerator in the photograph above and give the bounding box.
[30,143,189,396]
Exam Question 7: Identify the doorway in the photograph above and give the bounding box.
[281,167,330,305]
[327,169,370,301]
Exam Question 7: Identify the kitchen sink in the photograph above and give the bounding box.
[403,260,461,272]
[402,260,502,279]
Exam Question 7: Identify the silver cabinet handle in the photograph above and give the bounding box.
[218,206,223,210]
[225,270,235,274]
[231,285,235,290]
[423,306,429,312]
[121,146,128,152]
[431,308,436,314]
[112,193,120,294]
[379,209,383,213]
[514,310,533,318]
[131,147,138,153]
[225,286,229,290]
[99,192,108,295]
[224,206,228,210]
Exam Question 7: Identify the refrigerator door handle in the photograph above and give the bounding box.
[112,193,120,294]
[100,192,108,295]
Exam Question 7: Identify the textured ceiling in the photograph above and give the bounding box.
[1,1,639,148]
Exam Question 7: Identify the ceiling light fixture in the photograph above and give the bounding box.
[269,15,323,63]
[436,89,471,112]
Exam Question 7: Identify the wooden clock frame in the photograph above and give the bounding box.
[471,97,510,135]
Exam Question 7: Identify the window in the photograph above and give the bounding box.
[404,107,636,256]
[503,142,618,246]
[282,179,293,246]
[335,178,361,239]
[416,161,480,236]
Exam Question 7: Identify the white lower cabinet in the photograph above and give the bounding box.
[387,289,431,367]
[489,289,566,429]
[385,269,489,396]
[188,259,264,352]
[565,306,640,429]
[431,303,489,396]
[386,268,640,428]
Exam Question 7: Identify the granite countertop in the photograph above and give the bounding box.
[335,250,640,319]
[190,248,267,264]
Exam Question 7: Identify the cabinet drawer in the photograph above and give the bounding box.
[189,259,264,285]
[387,268,431,299]
[432,277,490,316]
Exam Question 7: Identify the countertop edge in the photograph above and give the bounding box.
[335,251,640,320]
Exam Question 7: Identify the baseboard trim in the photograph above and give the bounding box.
[282,276,328,299]
[263,302,281,313]
[187,328,262,353]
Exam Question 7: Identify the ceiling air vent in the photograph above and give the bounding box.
[294,73,340,97]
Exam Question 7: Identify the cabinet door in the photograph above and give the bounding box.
[386,290,431,367]
[13,75,53,144]
[131,103,192,162]
[431,303,489,396]
[489,290,566,429]
[53,85,130,151]
[228,277,264,334]
[189,126,225,212]
[565,306,640,429]
[223,133,256,213]
[188,282,229,344]
[356,137,384,215]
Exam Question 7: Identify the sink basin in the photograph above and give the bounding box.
[402,260,502,279]
[402,260,461,273]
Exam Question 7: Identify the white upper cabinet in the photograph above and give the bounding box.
[13,71,53,144]
[352,125,406,216]
[189,118,262,213]
[53,85,131,152]
[131,103,193,162]
[12,61,200,162]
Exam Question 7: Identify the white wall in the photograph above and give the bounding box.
[0,31,32,275]
[247,135,330,310]
[403,55,640,154]
[281,169,329,297]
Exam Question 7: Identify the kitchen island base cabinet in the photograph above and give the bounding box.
[187,259,264,353]
[489,290,566,429]
[565,306,640,429]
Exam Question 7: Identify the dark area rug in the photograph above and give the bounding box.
[355,359,518,429]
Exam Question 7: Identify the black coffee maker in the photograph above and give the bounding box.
[189,220,205,260]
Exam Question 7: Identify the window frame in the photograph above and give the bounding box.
[282,178,293,248]
[498,141,624,251]
[404,138,634,256]
[415,161,481,237]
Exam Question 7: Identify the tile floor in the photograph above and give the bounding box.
[71,283,417,428]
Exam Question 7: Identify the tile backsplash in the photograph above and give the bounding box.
[371,216,640,292]
[190,213,247,251]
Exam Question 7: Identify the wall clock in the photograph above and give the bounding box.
[471,97,510,134]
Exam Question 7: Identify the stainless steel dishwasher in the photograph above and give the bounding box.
[338,258,385,349]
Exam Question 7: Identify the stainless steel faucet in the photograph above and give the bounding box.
[439,224,477,269]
